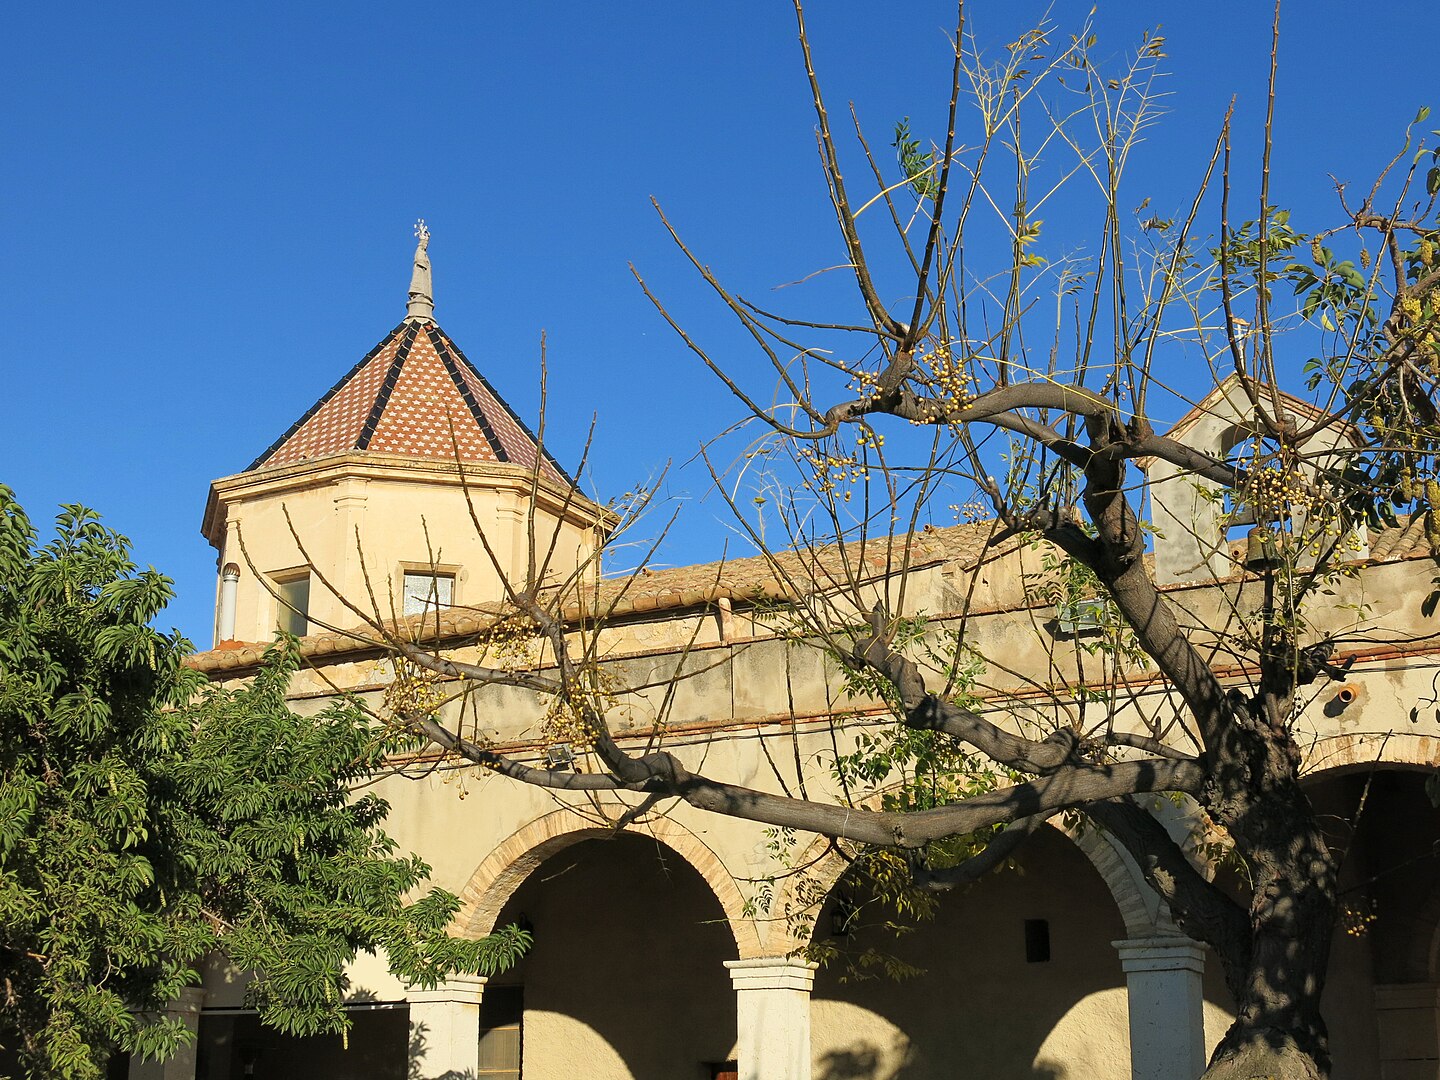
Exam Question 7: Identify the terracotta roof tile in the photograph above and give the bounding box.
[187,514,1440,677]
[1369,515,1434,560]
[186,521,1009,675]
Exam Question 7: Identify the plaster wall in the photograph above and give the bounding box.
[193,511,1440,1077]
[207,456,601,646]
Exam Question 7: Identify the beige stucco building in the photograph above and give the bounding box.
[149,235,1440,1080]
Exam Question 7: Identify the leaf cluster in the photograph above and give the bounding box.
[0,488,525,1079]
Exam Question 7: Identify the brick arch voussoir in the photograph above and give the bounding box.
[1304,731,1440,777]
[455,808,764,959]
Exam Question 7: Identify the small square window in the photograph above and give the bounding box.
[1024,918,1051,963]
[403,572,454,615]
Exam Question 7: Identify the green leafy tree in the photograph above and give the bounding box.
[0,487,527,1079]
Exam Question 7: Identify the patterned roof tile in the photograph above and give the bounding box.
[248,319,571,485]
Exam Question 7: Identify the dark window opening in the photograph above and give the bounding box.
[1024,918,1051,963]
[196,1006,407,1080]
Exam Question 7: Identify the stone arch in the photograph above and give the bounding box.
[455,808,765,959]
[1303,731,1440,776]
[770,812,1173,952]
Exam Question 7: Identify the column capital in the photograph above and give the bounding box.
[172,986,207,1016]
[407,974,488,1007]
[725,957,817,993]
[1113,935,1206,975]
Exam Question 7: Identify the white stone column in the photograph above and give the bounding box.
[129,987,205,1080]
[408,975,487,1080]
[1114,936,1207,1080]
[725,958,816,1080]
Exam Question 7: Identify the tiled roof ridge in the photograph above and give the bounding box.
[186,516,1435,676]
[1367,512,1433,561]
[431,326,575,487]
[247,321,407,471]
[354,323,420,451]
[186,520,1006,674]
[425,325,510,464]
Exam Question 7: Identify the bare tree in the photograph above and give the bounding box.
[284,6,1440,1079]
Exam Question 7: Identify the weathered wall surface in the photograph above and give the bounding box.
[191,540,1440,1078]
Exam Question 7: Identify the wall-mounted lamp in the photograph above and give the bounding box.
[1245,526,1280,570]
[543,743,576,771]
[1056,597,1106,636]
[831,894,859,938]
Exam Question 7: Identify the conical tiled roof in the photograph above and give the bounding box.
[247,318,573,486]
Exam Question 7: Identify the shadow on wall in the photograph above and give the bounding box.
[407,1021,474,1080]
[490,833,739,1077]
[816,1042,1064,1080]
[809,828,1135,1080]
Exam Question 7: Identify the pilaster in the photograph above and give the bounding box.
[725,957,816,1080]
[1114,936,1207,1080]
[128,987,205,1080]
[408,975,487,1080]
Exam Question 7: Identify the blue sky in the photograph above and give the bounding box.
[2,1,1435,647]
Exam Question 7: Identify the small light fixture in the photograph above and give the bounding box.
[543,743,576,770]
[1056,597,1106,636]
[1245,526,1280,570]
[831,893,859,938]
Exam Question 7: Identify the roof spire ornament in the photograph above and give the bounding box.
[407,219,435,323]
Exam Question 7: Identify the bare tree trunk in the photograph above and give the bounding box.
[1203,737,1339,1080]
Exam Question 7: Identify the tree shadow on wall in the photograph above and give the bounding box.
[816,1042,1065,1080]
[407,1021,475,1080]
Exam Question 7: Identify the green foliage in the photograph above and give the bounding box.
[892,118,940,201]
[806,629,1017,979]
[0,488,527,1079]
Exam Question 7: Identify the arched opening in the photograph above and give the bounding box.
[806,827,1136,1080]
[486,831,739,1079]
[1306,765,1440,1079]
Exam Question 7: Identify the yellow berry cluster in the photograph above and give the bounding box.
[949,501,988,522]
[1341,900,1378,938]
[910,341,979,425]
[846,368,881,403]
[541,664,620,750]
[1244,465,1315,520]
[475,613,539,669]
[383,658,447,723]
[798,445,870,501]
